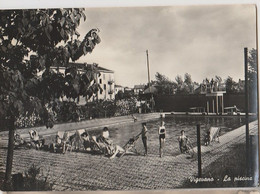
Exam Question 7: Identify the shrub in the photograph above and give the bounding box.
[85,100,116,118]
[11,164,53,191]
[115,97,137,116]
[55,101,81,122]
[15,112,42,128]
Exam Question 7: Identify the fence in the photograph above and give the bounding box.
[154,93,252,112]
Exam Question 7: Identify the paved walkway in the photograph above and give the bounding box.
[0,118,258,190]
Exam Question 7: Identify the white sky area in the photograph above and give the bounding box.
[73,5,256,87]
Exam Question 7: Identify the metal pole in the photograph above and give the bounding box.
[197,124,202,177]
[95,69,99,102]
[255,7,260,179]
[146,50,151,93]
[207,101,209,114]
[244,47,250,174]
[216,96,219,115]
[212,99,215,113]
[222,95,224,113]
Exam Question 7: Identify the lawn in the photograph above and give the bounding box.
[182,142,258,188]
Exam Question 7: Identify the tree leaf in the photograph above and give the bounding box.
[45,27,51,40]
[60,17,65,27]
[48,24,53,32]
[75,30,80,38]
[60,29,64,38]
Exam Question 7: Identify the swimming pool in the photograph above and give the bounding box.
[83,116,248,157]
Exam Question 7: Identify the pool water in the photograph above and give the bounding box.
[83,116,247,157]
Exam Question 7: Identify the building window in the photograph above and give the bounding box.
[104,84,106,90]
[100,90,102,94]
[99,79,102,84]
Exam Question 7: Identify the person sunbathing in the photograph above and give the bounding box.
[14,133,27,148]
[51,134,69,154]
[81,131,93,151]
[28,130,45,150]
[93,127,126,159]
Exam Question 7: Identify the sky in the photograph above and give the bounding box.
[75,5,257,87]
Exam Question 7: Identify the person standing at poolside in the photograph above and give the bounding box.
[141,122,148,156]
[158,121,166,157]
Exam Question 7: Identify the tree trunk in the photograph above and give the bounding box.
[4,116,15,191]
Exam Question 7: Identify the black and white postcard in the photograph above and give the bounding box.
[0,3,258,191]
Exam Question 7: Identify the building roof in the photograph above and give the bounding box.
[96,66,114,73]
[115,84,123,88]
[124,87,133,91]
[134,85,145,89]
[54,62,114,73]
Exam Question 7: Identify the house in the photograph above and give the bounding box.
[133,84,145,95]
[96,66,115,101]
[124,87,133,92]
[115,84,124,95]
[50,62,115,105]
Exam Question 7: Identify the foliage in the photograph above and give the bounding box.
[115,90,135,100]
[54,101,81,122]
[115,97,137,116]
[214,75,222,84]
[0,8,101,186]
[248,48,257,113]
[154,72,176,95]
[175,75,184,94]
[225,76,237,93]
[224,48,257,112]
[15,112,41,128]
[183,73,194,94]
[225,76,244,94]
[174,74,196,94]
[102,100,117,117]
[11,164,53,191]
[86,100,116,118]
[0,8,101,127]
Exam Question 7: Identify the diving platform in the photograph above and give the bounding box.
[205,91,226,114]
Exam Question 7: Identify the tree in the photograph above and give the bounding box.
[215,75,222,84]
[175,74,195,94]
[154,72,176,95]
[115,90,134,100]
[0,9,101,189]
[225,76,238,94]
[175,75,184,94]
[184,73,194,94]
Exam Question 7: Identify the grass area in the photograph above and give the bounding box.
[182,142,258,188]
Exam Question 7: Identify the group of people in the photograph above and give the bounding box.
[140,120,193,158]
[47,127,129,158]
[201,78,219,93]
[14,118,222,159]
[14,130,45,150]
